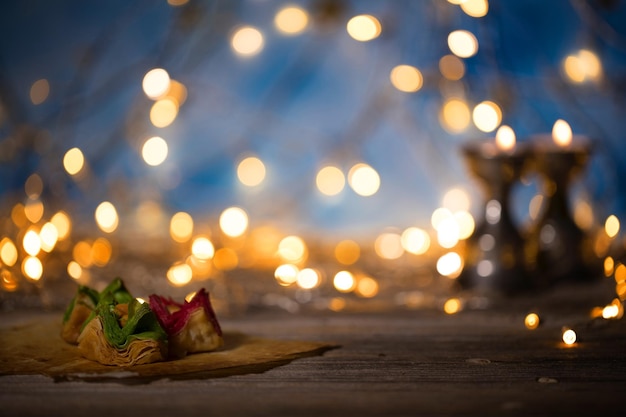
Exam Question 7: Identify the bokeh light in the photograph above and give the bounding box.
[142,68,170,99]
[472,101,502,132]
[390,65,423,93]
[22,256,43,280]
[167,262,193,286]
[375,232,404,260]
[231,26,264,56]
[63,147,85,176]
[142,136,168,166]
[439,54,465,80]
[355,276,379,298]
[447,30,478,58]
[150,98,178,128]
[316,166,345,196]
[460,0,489,18]
[219,207,249,237]
[274,5,309,35]
[0,238,18,266]
[440,98,471,133]
[346,15,381,42]
[524,313,540,330]
[334,240,360,265]
[333,270,356,293]
[192,236,215,260]
[605,215,620,238]
[297,268,321,289]
[23,229,41,256]
[348,163,380,197]
[95,201,119,233]
[278,235,308,263]
[30,79,50,105]
[275,263,299,286]
[170,212,194,243]
[436,252,463,278]
[237,156,266,187]
[401,227,430,255]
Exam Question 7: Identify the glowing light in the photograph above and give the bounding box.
[355,276,379,298]
[51,211,71,240]
[454,211,475,240]
[605,215,620,238]
[142,68,170,99]
[22,256,43,280]
[219,207,249,237]
[602,304,619,319]
[443,188,471,212]
[440,98,470,133]
[30,79,50,105]
[231,26,264,56]
[73,241,93,267]
[39,222,58,252]
[168,0,189,5]
[563,49,602,83]
[473,101,502,133]
[192,237,215,260]
[63,148,85,176]
[348,163,380,197]
[167,262,193,286]
[91,238,111,267]
[562,328,577,345]
[334,240,360,265]
[431,207,453,230]
[390,65,423,93]
[67,261,82,280]
[2,270,18,292]
[443,298,461,314]
[333,271,356,293]
[95,201,119,233]
[0,238,18,266]
[437,216,460,248]
[604,256,614,277]
[495,125,516,152]
[615,263,626,283]
[23,229,41,256]
[24,199,44,223]
[274,5,309,35]
[525,313,540,330]
[213,248,239,271]
[401,227,430,255]
[460,0,489,18]
[11,204,27,228]
[142,136,168,166]
[447,30,478,58]
[278,235,308,263]
[439,54,465,80]
[316,166,345,196]
[297,268,320,289]
[237,156,266,187]
[346,14,381,42]
[275,263,299,286]
[329,298,346,312]
[150,98,178,128]
[375,232,404,260]
[564,55,585,83]
[552,119,572,147]
[25,174,43,199]
[170,212,194,243]
[436,252,463,278]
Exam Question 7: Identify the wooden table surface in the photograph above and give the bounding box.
[1,281,625,417]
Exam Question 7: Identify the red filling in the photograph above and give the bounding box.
[148,288,222,337]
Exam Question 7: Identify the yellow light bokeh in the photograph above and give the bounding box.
[275,263,299,286]
[67,260,83,280]
[51,211,71,240]
[604,256,614,277]
[316,166,345,196]
[2,270,18,292]
[605,215,620,238]
[297,268,321,289]
[191,236,215,261]
[495,125,516,151]
[437,216,460,248]
[142,68,171,99]
[24,199,44,223]
[219,206,249,237]
[473,101,502,132]
[348,163,380,197]
[142,136,169,166]
[73,240,93,268]
[563,49,602,84]
[0,238,18,266]
[167,262,193,286]
[436,252,463,278]
[390,65,423,93]
[278,235,308,263]
[23,229,41,256]
[374,232,404,260]
[460,0,489,18]
[22,256,43,280]
[25,173,43,199]
[333,270,356,293]
[91,237,112,267]
[552,119,572,147]
[524,313,540,330]
[401,227,430,255]
[334,240,360,265]
[431,207,454,231]
[355,276,379,298]
[30,79,50,105]
[439,54,465,80]
[440,98,471,133]
[150,98,179,128]
[562,328,577,345]
[170,212,194,243]
[274,5,309,35]
[213,247,239,271]
[39,222,59,252]
[95,201,119,233]
[615,263,626,283]
[443,298,462,314]
[448,30,478,58]
[454,211,475,240]
[231,26,264,56]
[11,204,27,228]
[442,188,471,212]
[237,156,266,187]
[63,147,85,176]
[346,14,381,42]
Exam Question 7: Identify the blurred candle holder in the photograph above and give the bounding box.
[458,126,532,295]
[526,120,600,288]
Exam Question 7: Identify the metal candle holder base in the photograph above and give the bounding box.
[458,142,532,295]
